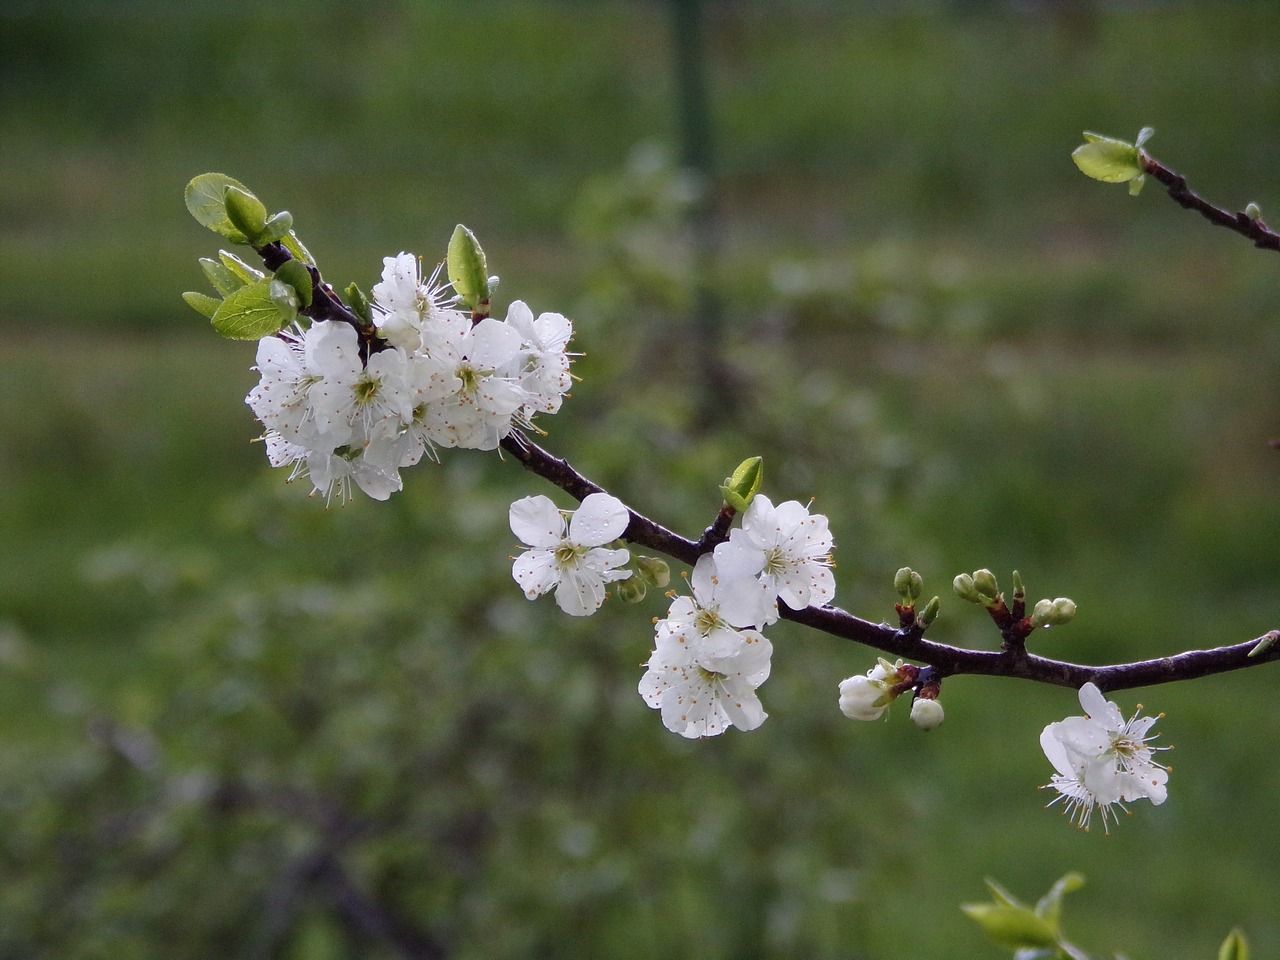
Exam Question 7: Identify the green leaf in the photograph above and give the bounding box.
[982,877,1027,910]
[448,224,490,313]
[961,904,1059,950]
[199,257,243,297]
[1071,132,1143,184]
[210,278,292,340]
[269,278,301,318]
[1034,872,1085,930]
[1218,928,1249,960]
[274,259,313,309]
[345,282,372,326]
[223,186,268,244]
[720,456,763,511]
[282,230,316,266]
[184,173,255,242]
[182,291,221,319]
[218,251,266,285]
[259,211,295,245]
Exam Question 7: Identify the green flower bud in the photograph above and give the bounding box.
[720,456,763,512]
[1050,598,1076,624]
[1030,598,1054,628]
[1011,569,1025,599]
[633,555,671,589]
[916,596,941,629]
[1245,202,1263,222]
[1030,597,1077,629]
[972,568,1000,602]
[953,573,981,604]
[894,567,923,603]
[616,576,647,604]
[448,224,491,315]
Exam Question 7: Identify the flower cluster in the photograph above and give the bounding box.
[246,252,573,502]
[508,490,835,738]
[1040,682,1170,832]
[638,496,835,738]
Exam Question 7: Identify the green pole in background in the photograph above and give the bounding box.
[668,0,733,426]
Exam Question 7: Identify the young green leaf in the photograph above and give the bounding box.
[1034,871,1085,929]
[259,210,295,245]
[269,278,301,317]
[960,903,1059,950]
[210,278,293,340]
[448,224,490,314]
[345,282,372,326]
[274,259,314,309]
[182,291,222,319]
[219,251,266,285]
[982,877,1027,910]
[1071,131,1143,183]
[282,230,316,266]
[1219,928,1249,960]
[224,185,269,243]
[199,257,243,297]
[720,456,763,511]
[184,173,255,242]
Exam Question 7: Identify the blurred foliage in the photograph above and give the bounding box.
[2,1,1280,958]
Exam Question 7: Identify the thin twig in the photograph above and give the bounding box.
[1142,153,1280,252]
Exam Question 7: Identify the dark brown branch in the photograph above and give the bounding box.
[1142,154,1280,252]
[498,429,1280,693]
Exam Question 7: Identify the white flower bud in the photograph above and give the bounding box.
[838,675,891,721]
[910,697,945,732]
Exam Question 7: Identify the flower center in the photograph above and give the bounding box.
[554,543,584,567]
[762,547,787,576]
[693,608,726,636]
[354,375,382,406]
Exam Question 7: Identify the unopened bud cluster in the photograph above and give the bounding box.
[838,659,941,730]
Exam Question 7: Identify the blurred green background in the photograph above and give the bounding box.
[3,1,1280,957]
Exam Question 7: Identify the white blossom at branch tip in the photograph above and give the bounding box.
[509,493,631,616]
[638,555,774,739]
[1040,682,1170,833]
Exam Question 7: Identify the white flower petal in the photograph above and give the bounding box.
[568,493,630,546]
[509,495,564,547]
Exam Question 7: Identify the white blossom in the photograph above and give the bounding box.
[638,557,773,738]
[712,495,835,621]
[370,252,455,351]
[838,659,904,721]
[501,299,574,417]
[510,493,631,616]
[1040,682,1170,832]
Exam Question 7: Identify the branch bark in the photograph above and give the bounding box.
[499,431,1280,693]
[1142,153,1280,252]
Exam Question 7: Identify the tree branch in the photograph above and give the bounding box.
[498,430,1280,693]
[1142,153,1280,252]
[243,226,1280,697]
